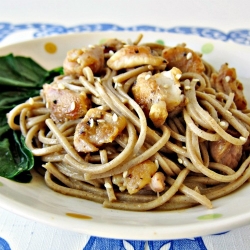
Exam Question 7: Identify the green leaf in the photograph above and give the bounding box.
[8,56,48,85]
[0,115,10,138]
[0,90,40,112]
[0,54,63,88]
[0,138,16,177]
[0,54,63,182]
[45,66,64,83]
[12,171,32,183]
[13,131,34,171]
[0,131,34,180]
[0,54,39,87]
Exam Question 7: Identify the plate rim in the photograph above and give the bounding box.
[0,31,250,240]
[1,22,250,46]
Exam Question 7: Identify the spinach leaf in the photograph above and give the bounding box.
[12,171,32,183]
[0,114,10,138]
[0,131,34,179]
[0,53,63,182]
[0,54,62,88]
[0,90,40,112]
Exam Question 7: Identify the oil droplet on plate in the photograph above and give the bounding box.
[197,213,222,220]
[66,212,92,220]
[44,42,57,54]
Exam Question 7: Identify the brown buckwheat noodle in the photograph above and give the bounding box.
[7,34,250,211]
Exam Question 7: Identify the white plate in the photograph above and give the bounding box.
[0,32,250,240]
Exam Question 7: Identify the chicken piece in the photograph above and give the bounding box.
[107,45,167,70]
[149,172,166,193]
[210,139,243,169]
[63,45,104,75]
[43,83,90,123]
[132,68,184,127]
[74,108,127,153]
[162,46,205,73]
[243,135,250,153]
[115,160,158,195]
[210,63,247,110]
[102,38,125,53]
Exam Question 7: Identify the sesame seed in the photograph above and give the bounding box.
[176,73,182,80]
[63,75,71,80]
[114,82,122,89]
[97,106,104,110]
[186,52,192,60]
[88,44,95,48]
[225,76,231,82]
[112,113,118,122]
[163,84,169,89]
[77,58,81,64]
[94,77,101,82]
[46,102,49,109]
[226,110,232,115]
[117,83,123,88]
[58,83,65,89]
[219,121,227,127]
[192,79,200,82]
[70,101,76,111]
[109,50,114,55]
[28,98,34,105]
[185,86,191,90]
[194,186,201,193]
[182,146,187,149]
[97,119,105,123]
[123,171,128,178]
[148,65,154,70]
[104,183,112,189]
[89,118,94,127]
[120,186,126,192]
[240,136,247,142]
[145,74,151,81]
[155,159,159,169]
[178,158,183,164]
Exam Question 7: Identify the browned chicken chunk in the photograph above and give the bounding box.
[107,45,167,70]
[162,46,205,73]
[102,38,125,53]
[210,139,243,169]
[132,68,184,127]
[112,160,160,194]
[74,108,127,153]
[63,45,104,75]
[210,63,247,110]
[149,172,166,193]
[43,83,90,123]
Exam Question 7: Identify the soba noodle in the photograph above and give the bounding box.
[7,34,250,211]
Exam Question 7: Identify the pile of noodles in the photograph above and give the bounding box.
[7,34,250,211]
